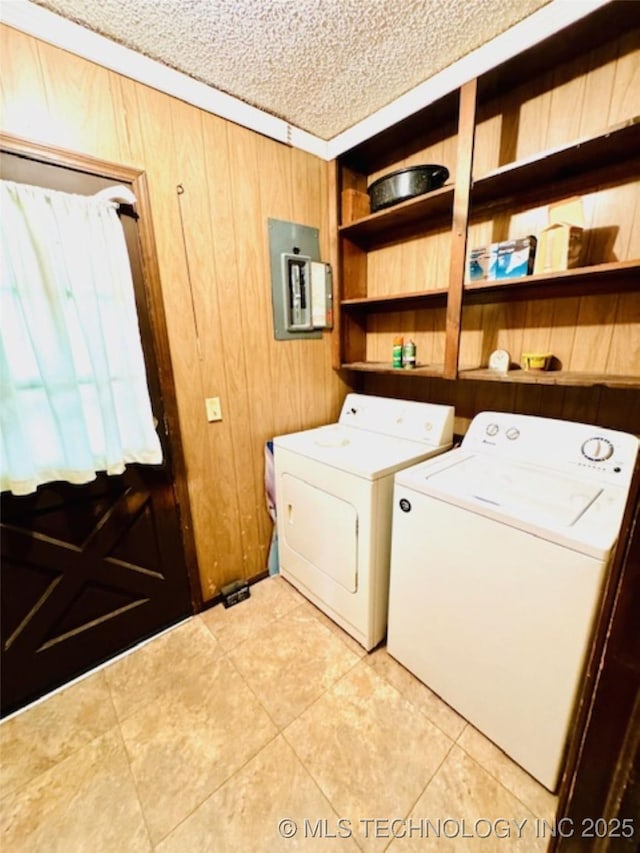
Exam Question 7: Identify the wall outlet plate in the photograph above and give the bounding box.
[205,397,222,422]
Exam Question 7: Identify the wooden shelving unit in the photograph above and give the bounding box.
[332,10,639,391]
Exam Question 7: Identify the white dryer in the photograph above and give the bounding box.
[274,394,454,650]
[387,411,638,791]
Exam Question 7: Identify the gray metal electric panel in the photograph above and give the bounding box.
[268,218,322,340]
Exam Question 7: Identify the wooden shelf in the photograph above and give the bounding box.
[340,361,639,388]
[339,184,454,246]
[340,261,639,312]
[463,260,640,304]
[459,368,640,389]
[341,287,448,311]
[471,117,640,213]
[341,361,445,378]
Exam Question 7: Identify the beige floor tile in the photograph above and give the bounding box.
[388,745,544,852]
[0,571,566,853]
[285,661,453,852]
[120,655,277,844]
[157,735,359,852]
[104,617,220,721]
[0,671,117,799]
[229,605,360,729]
[367,648,467,740]
[296,598,369,660]
[0,727,151,852]
[200,575,304,651]
[457,725,558,823]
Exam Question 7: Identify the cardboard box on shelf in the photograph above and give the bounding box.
[341,188,370,224]
[533,197,584,274]
[468,246,491,281]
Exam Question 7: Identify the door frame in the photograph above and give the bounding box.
[552,456,640,851]
[0,131,202,611]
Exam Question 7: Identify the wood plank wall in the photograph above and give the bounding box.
[359,31,640,434]
[360,373,640,443]
[0,24,350,601]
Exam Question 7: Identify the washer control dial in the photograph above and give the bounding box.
[581,437,614,462]
[506,427,520,441]
[485,423,499,437]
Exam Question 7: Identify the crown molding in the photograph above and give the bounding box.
[2,0,612,162]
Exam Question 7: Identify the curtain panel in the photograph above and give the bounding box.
[0,180,162,496]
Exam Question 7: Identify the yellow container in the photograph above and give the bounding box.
[521,352,552,371]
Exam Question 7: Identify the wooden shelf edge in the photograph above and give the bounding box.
[338,184,454,241]
[341,288,448,309]
[477,116,639,179]
[339,362,639,388]
[472,116,640,207]
[464,260,640,301]
[341,361,446,378]
[341,260,638,311]
[458,368,640,389]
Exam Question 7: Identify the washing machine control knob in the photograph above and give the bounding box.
[506,427,520,440]
[581,437,614,462]
[485,423,499,437]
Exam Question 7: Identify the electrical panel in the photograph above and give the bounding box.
[268,218,333,340]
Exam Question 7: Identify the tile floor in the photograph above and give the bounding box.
[1,576,558,851]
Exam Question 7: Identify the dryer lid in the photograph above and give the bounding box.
[274,424,450,479]
[338,393,453,446]
[426,456,603,528]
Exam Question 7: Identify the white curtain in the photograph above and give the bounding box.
[0,180,162,496]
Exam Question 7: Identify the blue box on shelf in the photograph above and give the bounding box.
[488,236,537,281]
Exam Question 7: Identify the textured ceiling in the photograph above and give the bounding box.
[31,0,552,140]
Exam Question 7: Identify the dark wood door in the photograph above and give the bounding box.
[1,147,196,717]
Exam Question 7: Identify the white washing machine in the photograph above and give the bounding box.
[387,411,638,791]
[274,394,454,650]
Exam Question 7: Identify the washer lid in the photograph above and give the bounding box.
[274,424,450,479]
[426,456,602,528]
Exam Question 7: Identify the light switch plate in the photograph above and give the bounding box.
[205,397,222,422]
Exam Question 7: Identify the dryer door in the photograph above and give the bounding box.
[280,474,358,592]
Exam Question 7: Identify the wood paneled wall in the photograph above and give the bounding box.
[0,25,350,600]
[360,372,640,441]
